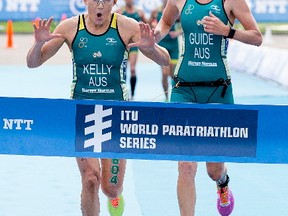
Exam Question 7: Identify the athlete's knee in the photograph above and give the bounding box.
[178,161,197,178]
[78,160,101,191]
[81,171,101,193]
[206,162,226,181]
[130,67,136,76]
[102,184,123,199]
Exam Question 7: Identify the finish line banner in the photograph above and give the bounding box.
[0,97,287,163]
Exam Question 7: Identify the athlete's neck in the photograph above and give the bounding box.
[196,0,213,4]
[86,14,112,34]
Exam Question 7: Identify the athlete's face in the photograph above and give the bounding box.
[84,0,115,26]
[125,0,134,7]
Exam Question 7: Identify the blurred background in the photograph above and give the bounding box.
[0,0,288,216]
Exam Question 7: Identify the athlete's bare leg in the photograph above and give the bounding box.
[101,158,126,199]
[129,52,138,99]
[177,161,197,216]
[207,162,234,216]
[77,158,101,216]
[206,162,227,182]
[77,158,126,216]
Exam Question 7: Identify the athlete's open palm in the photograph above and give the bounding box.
[129,22,156,50]
[33,17,62,43]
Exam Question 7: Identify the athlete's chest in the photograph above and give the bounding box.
[181,0,227,31]
[73,30,125,66]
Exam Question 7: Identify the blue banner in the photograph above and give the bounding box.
[249,0,288,22]
[0,0,162,21]
[0,0,87,21]
[1,97,288,163]
[75,103,258,158]
[0,0,287,22]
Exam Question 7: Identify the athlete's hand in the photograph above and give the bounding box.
[128,22,156,50]
[202,12,230,36]
[33,17,62,43]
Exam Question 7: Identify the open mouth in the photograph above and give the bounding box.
[97,13,102,18]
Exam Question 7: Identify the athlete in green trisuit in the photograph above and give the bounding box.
[150,0,183,101]
[116,0,147,100]
[155,0,262,215]
[26,0,170,215]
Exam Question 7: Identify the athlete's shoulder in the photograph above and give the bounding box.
[64,15,79,25]
[223,0,243,11]
[53,15,79,44]
[116,13,139,33]
[114,13,139,48]
[53,15,78,34]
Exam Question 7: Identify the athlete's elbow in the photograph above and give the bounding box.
[26,62,38,68]
[156,55,170,66]
[163,56,170,66]
[255,36,263,47]
[252,31,263,47]
[26,58,41,68]
[27,62,34,68]
[161,50,171,66]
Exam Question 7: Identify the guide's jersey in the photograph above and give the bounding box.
[71,13,129,100]
[176,0,232,82]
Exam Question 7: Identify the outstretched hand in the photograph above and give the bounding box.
[33,17,62,43]
[128,22,156,50]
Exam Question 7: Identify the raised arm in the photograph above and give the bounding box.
[129,22,170,66]
[202,0,262,46]
[229,0,262,46]
[154,0,180,43]
[26,17,65,68]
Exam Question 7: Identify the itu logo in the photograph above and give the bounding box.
[76,105,113,153]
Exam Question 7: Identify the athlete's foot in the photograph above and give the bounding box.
[108,195,125,216]
[217,185,234,216]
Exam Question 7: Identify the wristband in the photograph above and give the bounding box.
[224,27,236,39]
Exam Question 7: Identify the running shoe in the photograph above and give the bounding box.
[108,195,125,216]
[217,186,234,216]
